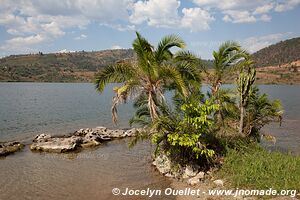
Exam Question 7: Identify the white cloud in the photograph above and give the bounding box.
[260,14,272,22]
[275,0,300,12]
[0,0,299,55]
[0,0,133,54]
[193,0,268,10]
[181,8,214,32]
[74,34,87,40]
[42,22,65,37]
[241,32,293,53]
[223,10,256,23]
[129,0,214,31]
[253,3,274,14]
[193,0,299,24]
[111,45,124,49]
[100,23,136,31]
[0,34,47,53]
[129,0,180,27]
[58,49,75,53]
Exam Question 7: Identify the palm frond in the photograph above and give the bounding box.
[160,65,188,97]
[155,35,186,63]
[94,63,135,92]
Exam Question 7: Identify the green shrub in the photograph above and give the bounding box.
[151,99,220,167]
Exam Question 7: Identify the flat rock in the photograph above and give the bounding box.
[30,126,140,153]
[0,141,24,156]
[107,129,125,138]
[30,136,82,153]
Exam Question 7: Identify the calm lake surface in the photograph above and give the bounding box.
[0,83,299,200]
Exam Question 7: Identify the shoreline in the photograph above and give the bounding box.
[1,81,300,85]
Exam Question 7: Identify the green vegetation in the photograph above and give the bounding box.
[0,49,134,82]
[93,32,300,195]
[151,99,220,168]
[218,144,300,191]
[95,32,201,123]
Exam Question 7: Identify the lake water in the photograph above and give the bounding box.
[0,83,299,200]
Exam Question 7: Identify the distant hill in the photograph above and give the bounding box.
[1,37,300,84]
[252,37,300,67]
[252,37,300,84]
[0,49,134,82]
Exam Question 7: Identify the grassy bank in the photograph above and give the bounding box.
[217,144,300,191]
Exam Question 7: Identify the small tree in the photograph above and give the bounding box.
[151,98,219,167]
[245,87,283,140]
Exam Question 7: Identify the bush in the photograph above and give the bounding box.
[151,99,220,168]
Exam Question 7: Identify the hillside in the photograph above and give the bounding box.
[252,37,300,84]
[0,49,134,82]
[1,37,300,84]
[253,37,300,67]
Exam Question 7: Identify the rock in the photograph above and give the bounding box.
[33,133,51,142]
[195,171,205,179]
[182,165,199,178]
[187,177,200,186]
[154,154,171,174]
[30,126,138,153]
[213,179,224,187]
[0,142,24,157]
[80,131,111,148]
[74,129,86,136]
[30,135,82,153]
[152,160,157,166]
[80,141,101,148]
[93,126,107,133]
[107,129,125,138]
[123,128,140,137]
[164,173,174,178]
[187,172,205,186]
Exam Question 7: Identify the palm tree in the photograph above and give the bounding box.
[208,41,248,94]
[245,87,283,140]
[203,41,248,127]
[94,32,201,124]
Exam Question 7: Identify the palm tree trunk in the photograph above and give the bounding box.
[148,91,158,121]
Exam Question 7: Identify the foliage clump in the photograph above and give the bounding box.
[95,32,284,172]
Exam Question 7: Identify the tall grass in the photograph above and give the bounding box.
[218,144,300,191]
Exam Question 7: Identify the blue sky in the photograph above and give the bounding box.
[0,0,299,59]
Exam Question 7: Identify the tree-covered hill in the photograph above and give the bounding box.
[1,37,300,83]
[0,49,134,82]
[252,37,300,67]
